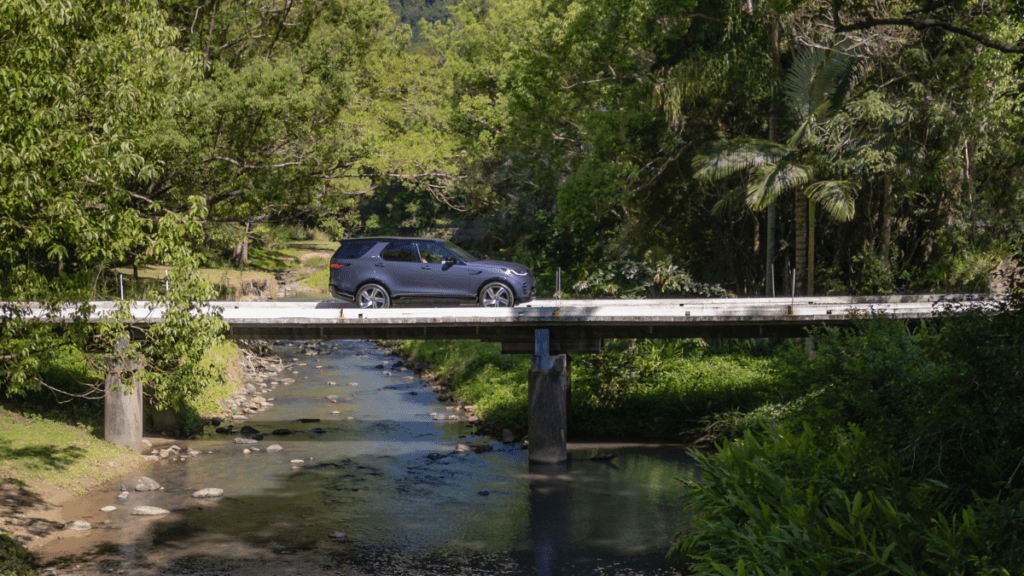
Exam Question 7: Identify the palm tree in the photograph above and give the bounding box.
[694,43,857,295]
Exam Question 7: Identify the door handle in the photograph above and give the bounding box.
[374,263,385,267]
[421,266,432,269]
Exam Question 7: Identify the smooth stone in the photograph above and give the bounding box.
[347,382,358,387]
[234,437,259,444]
[455,444,472,453]
[101,506,117,512]
[502,429,515,443]
[297,418,320,423]
[67,520,92,530]
[134,477,160,491]
[242,448,252,454]
[192,488,224,498]
[117,492,129,501]
[271,429,293,435]
[328,531,348,542]
[290,459,305,464]
[131,506,170,516]
[266,444,284,453]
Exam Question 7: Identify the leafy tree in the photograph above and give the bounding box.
[693,43,858,295]
[0,0,224,406]
[154,0,462,262]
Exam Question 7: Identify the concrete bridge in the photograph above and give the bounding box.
[15,294,990,462]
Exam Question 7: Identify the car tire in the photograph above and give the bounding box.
[356,283,391,309]
[479,282,514,307]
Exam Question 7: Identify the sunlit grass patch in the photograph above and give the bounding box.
[0,409,140,494]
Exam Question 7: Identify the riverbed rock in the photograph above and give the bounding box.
[67,520,92,530]
[502,429,515,443]
[239,425,261,435]
[455,444,472,453]
[326,395,339,403]
[101,506,117,512]
[297,418,320,423]
[271,429,293,435]
[117,492,129,501]
[328,531,349,542]
[472,444,494,454]
[234,437,259,444]
[192,488,224,498]
[266,444,284,453]
[134,477,160,491]
[131,506,170,516]
[347,382,359,387]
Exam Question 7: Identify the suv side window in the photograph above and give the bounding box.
[416,242,454,264]
[381,241,417,262]
[333,240,377,260]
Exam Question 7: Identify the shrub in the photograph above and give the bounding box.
[671,423,1024,575]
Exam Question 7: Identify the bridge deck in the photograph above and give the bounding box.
[13,294,986,354]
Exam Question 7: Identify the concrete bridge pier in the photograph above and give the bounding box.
[528,329,568,463]
[104,340,144,453]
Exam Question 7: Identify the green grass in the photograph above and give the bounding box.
[395,338,785,440]
[0,409,140,494]
[190,341,243,417]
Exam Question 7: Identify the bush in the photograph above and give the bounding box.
[0,532,36,576]
[671,423,1024,575]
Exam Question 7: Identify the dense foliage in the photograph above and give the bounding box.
[670,270,1024,574]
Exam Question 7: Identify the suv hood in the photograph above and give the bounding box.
[469,260,532,275]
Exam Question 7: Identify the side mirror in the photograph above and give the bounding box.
[443,257,459,265]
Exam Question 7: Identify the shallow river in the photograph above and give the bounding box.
[39,339,696,575]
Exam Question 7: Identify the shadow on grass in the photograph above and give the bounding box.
[0,442,88,474]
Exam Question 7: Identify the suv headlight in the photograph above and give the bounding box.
[505,268,529,277]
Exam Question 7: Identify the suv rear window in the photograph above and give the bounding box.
[333,240,377,260]
[381,241,417,262]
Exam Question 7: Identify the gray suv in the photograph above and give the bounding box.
[328,238,536,308]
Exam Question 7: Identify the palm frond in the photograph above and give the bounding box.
[804,180,857,220]
[747,162,811,210]
[693,138,794,182]
[784,42,858,122]
[784,48,825,121]
[710,185,748,216]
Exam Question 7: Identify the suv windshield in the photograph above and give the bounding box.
[442,240,478,262]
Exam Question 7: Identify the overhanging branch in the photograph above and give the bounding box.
[835,17,1024,54]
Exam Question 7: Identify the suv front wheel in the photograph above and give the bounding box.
[479,282,514,307]
[357,283,391,309]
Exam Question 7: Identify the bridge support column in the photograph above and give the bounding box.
[104,340,144,453]
[529,329,568,463]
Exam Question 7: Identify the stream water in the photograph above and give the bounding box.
[38,339,697,575]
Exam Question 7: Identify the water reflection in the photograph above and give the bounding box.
[529,461,572,576]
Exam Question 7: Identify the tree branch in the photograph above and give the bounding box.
[207,156,303,170]
[835,17,1024,54]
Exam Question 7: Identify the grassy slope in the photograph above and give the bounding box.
[396,339,784,441]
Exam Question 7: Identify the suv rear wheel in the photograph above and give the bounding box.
[357,283,391,309]
[479,282,514,307]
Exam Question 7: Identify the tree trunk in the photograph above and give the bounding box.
[795,191,808,295]
[765,15,782,297]
[232,222,251,266]
[881,173,892,262]
[807,201,815,295]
